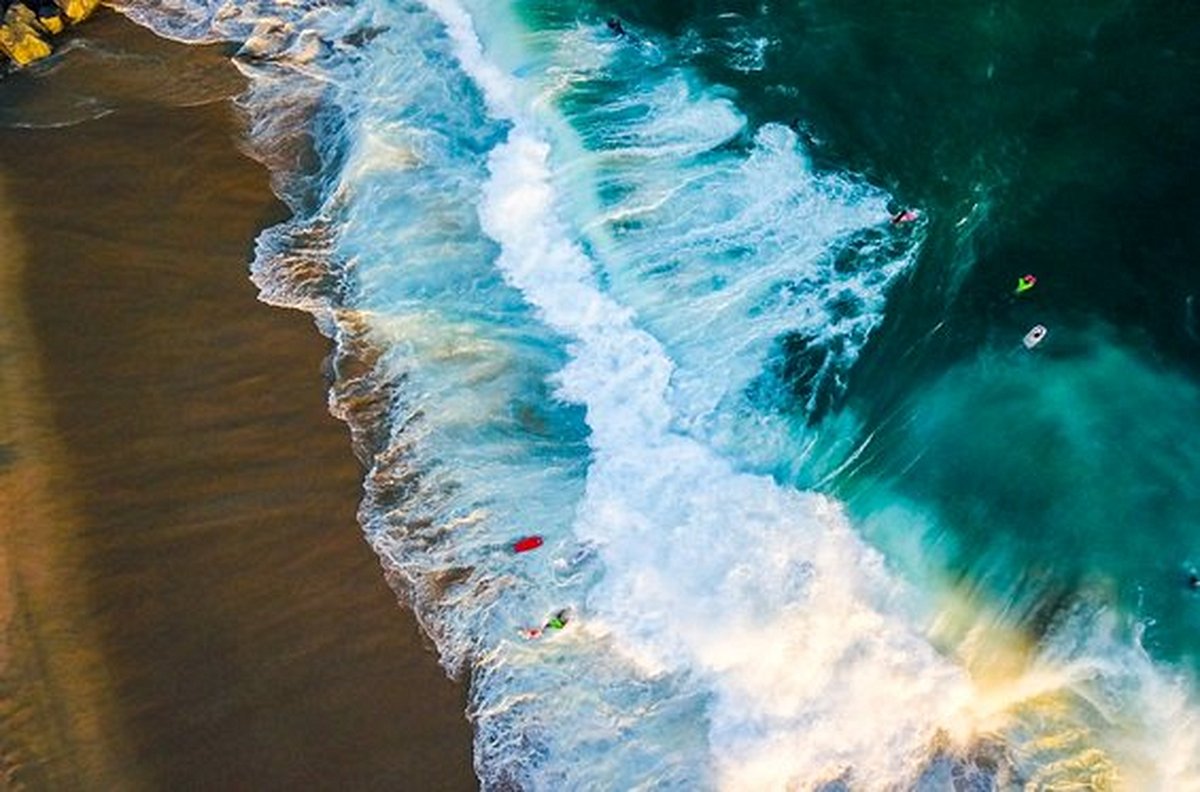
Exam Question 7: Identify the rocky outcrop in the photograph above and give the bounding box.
[0,0,98,68]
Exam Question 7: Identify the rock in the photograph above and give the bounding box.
[30,0,64,33]
[0,0,96,68]
[54,0,98,24]
[0,2,52,66]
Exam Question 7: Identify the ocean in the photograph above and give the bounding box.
[109,0,1200,788]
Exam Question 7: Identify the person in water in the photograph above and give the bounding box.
[607,17,626,37]
[521,609,571,639]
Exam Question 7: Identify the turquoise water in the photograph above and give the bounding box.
[568,0,1200,665]
[119,0,1200,787]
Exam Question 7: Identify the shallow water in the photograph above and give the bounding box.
[0,12,474,790]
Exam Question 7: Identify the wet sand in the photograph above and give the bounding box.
[0,11,475,790]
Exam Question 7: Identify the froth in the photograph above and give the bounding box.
[113,0,1200,786]
[441,5,973,786]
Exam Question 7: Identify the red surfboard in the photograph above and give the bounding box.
[513,535,544,553]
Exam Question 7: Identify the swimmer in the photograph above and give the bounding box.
[520,609,571,640]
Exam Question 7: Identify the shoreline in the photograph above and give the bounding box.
[0,11,475,789]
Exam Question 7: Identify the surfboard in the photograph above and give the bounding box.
[513,535,544,553]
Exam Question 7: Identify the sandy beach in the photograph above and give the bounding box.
[0,11,475,790]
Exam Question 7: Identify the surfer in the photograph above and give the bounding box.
[520,609,570,640]
[1022,324,1047,349]
[607,17,626,37]
[890,209,918,225]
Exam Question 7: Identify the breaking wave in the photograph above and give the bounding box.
[109,0,1200,787]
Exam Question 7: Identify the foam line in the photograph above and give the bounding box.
[422,2,972,786]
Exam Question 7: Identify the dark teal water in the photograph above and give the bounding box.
[566,0,1200,667]
[116,0,1200,782]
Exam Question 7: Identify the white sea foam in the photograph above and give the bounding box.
[513,30,921,475]
[426,2,977,787]
[110,0,1200,787]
